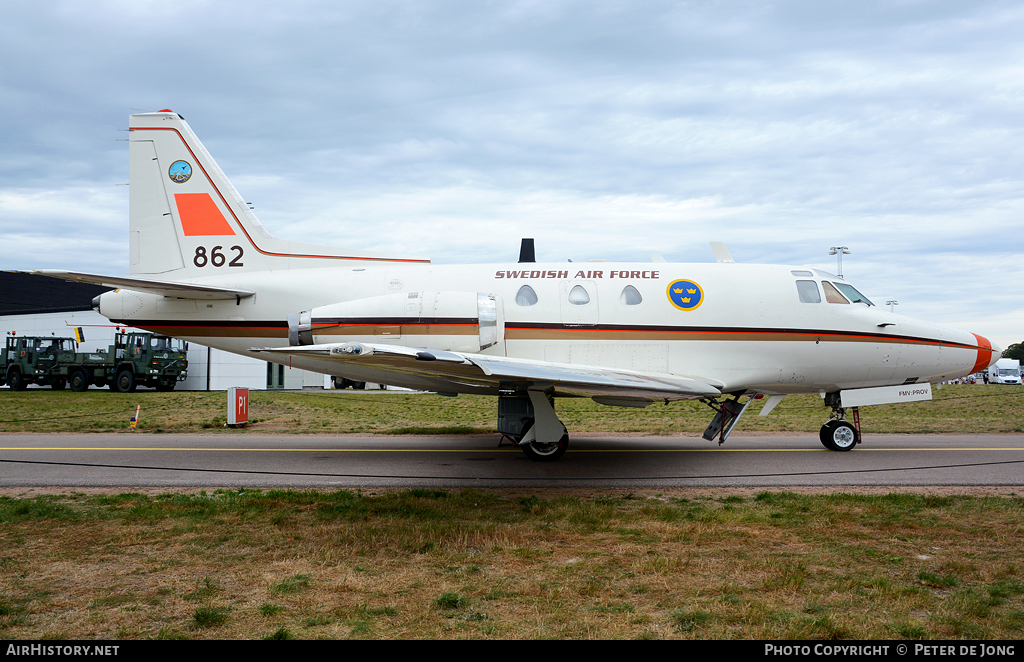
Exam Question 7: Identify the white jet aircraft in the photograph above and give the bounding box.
[36,111,1001,460]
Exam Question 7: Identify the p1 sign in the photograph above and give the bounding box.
[227,387,249,426]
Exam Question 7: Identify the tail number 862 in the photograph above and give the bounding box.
[194,245,244,268]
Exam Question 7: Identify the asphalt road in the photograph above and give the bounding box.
[1,433,1022,489]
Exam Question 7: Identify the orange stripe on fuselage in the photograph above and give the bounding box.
[174,193,236,236]
[970,333,995,374]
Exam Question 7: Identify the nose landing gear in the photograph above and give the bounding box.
[819,392,861,451]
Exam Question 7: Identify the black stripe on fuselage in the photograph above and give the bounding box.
[115,319,982,351]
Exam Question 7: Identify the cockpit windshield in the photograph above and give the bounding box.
[831,282,874,306]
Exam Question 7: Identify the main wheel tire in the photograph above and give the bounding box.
[70,370,88,392]
[822,420,858,451]
[8,370,25,391]
[520,422,570,462]
[116,370,136,393]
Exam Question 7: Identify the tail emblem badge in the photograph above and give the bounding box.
[667,279,704,311]
[168,160,192,183]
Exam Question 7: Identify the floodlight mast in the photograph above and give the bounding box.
[829,246,850,278]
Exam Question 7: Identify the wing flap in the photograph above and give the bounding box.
[255,341,723,400]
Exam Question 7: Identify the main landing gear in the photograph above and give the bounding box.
[498,390,569,462]
[819,392,860,451]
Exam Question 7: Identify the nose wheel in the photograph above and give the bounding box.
[819,393,861,451]
[819,420,859,451]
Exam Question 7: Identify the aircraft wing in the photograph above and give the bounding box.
[254,341,723,402]
[30,270,254,300]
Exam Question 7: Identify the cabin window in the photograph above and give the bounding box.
[821,281,850,304]
[568,285,591,305]
[515,284,538,306]
[832,282,874,306]
[619,285,642,305]
[796,280,821,303]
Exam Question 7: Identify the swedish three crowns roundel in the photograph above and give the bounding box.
[667,279,704,311]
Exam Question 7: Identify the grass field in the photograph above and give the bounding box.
[1,384,1022,435]
[0,489,1022,639]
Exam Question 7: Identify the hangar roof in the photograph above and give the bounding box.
[0,272,109,316]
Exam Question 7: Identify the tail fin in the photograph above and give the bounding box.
[128,110,428,276]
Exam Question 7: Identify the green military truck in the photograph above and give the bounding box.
[3,332,188,392]
[2,336,78,391]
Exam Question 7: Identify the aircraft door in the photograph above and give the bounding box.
[559,280,599,326]
[477,293,503,350]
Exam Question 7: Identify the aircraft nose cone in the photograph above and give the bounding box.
[971,334,1001,370]
[987,340,1002,368]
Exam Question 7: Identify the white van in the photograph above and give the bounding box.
[989,359,1022,385]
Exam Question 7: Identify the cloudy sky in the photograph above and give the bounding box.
[2,1,1021,348]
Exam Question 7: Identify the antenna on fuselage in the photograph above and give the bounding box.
[710,242,735,263]
[518,238,536,263]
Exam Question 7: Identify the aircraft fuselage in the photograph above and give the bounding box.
[97,260,991,397]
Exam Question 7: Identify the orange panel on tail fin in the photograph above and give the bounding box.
[174,193,236,236]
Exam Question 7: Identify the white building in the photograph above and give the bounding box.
[1,273,330,391]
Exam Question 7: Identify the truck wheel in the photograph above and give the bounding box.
[116,370,136,393]
[8,370,26,391]
[70,370,88,392]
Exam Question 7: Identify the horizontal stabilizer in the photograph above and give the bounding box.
[31,270,254,300]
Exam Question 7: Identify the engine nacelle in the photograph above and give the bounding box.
[287,291,503,353]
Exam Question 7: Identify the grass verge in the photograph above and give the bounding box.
[0,488,1022,639]
[0,384,1022,435]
